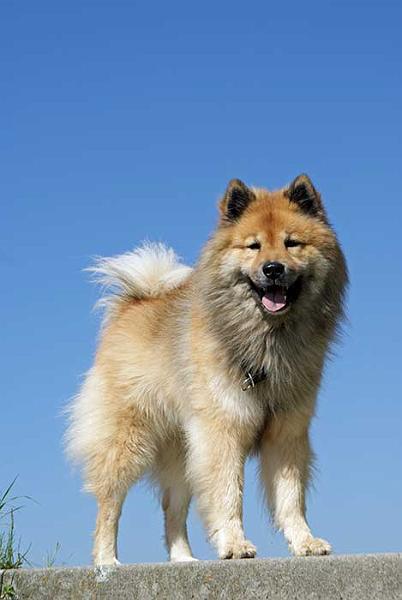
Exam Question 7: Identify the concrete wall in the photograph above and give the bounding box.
[1,553,401,599]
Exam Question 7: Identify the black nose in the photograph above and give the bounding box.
[262,262,285,280]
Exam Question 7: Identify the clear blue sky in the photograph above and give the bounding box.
[1,0,401,566]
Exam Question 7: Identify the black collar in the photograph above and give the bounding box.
[241,369,268,391]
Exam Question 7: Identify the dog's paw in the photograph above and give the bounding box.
[94,559,121,582]
[94,556,121,567]
[292,536,332,556]
[220,539,257,560]
[170,555,198,563]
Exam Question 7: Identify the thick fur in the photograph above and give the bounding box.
[66,176,347,565]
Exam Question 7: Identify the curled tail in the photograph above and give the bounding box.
[88,242,192,320]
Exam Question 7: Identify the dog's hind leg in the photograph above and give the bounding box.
[93,489,126,567]
[87,414,158,566]
[156,441,196,562]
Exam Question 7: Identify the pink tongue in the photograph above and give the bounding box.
[262,288,287,312]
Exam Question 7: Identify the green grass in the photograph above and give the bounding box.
[0,479,31,599]
[0,480,29,571]
[44,542,62,568]
[0,478,64,600]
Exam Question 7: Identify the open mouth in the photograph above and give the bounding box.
[249,278,302,314]
[262,285,288,313]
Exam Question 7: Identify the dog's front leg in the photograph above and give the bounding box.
[186,416,256,559]
[260,409,331,556]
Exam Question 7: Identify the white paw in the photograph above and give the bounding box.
[292,536,332,556]
[94,559,121,582]
[94,556,121,567]
[170,555,199,563]
[219,539,257,560]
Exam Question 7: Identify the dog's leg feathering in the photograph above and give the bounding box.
[88,419,157,566]
[162,486,196,562]
[260,410,332,557]
[156,445,197,562]
[186,416,256,560]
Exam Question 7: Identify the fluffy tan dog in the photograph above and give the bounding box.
[66,175,347,565]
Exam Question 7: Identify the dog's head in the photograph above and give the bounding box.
[213,175,346,320]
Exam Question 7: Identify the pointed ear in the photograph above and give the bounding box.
[286,174,324,217]
[219,179,256,223]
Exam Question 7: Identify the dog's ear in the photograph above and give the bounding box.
[219,179,256,223]
[286,174,324,218]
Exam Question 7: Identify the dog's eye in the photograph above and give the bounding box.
[247,241,261,250]
[285,238,302,248]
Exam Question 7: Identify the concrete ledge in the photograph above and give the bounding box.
[1,553,401,600]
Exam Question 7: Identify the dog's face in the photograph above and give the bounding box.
[217,175,340,318]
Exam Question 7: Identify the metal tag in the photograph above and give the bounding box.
[241,372,255,391]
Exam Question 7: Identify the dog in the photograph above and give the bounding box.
[66,174,347,565]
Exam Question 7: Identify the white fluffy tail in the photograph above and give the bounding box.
[88,242,192,320]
